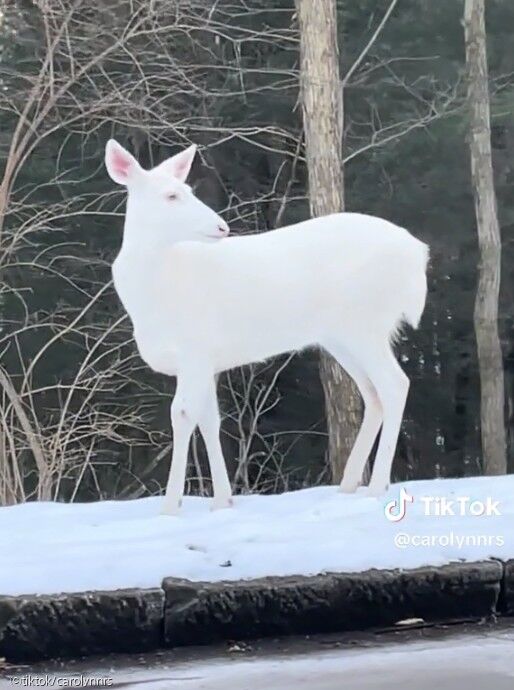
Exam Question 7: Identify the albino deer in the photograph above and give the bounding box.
[105,139,429,515]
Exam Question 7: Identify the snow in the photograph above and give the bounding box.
[1,475,513,596]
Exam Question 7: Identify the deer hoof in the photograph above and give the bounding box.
[210,497,234,511]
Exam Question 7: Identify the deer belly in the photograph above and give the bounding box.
[211,325,313,371]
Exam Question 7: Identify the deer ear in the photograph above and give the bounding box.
[105,139,141,186]
[157,144,197,182]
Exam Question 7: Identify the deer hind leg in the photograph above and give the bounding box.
[363,345,409,497]
[162,368,212,516]
[324,341,383,493]
[197,378,233,511]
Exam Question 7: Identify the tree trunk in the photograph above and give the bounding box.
[296,0,362,482]
[464,0,507,475]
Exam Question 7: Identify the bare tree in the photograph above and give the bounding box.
[464,0,507,475]
[295,0,362,483]
[0,0,303,503]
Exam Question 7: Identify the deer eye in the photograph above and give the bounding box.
[167,192,178,201]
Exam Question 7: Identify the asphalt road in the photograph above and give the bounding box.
[2,621,514,689]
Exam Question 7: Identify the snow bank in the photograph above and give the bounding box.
[1,475,513,596]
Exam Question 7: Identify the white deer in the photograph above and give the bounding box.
[105,139,429,515]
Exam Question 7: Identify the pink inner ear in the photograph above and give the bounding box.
[174,156,191,179]
[111,148,132,178]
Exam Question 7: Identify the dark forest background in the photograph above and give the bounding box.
[0,0,513,504]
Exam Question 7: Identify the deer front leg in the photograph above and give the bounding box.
[161,369,210,516]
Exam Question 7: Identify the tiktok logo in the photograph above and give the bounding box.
[384,487,414,523]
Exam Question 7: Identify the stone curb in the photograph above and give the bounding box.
[0,560,509,662]
[162,561,502,646]
[500,559,514,614]
[0,588,163,662]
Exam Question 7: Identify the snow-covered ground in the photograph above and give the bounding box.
[1,475,513,596]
